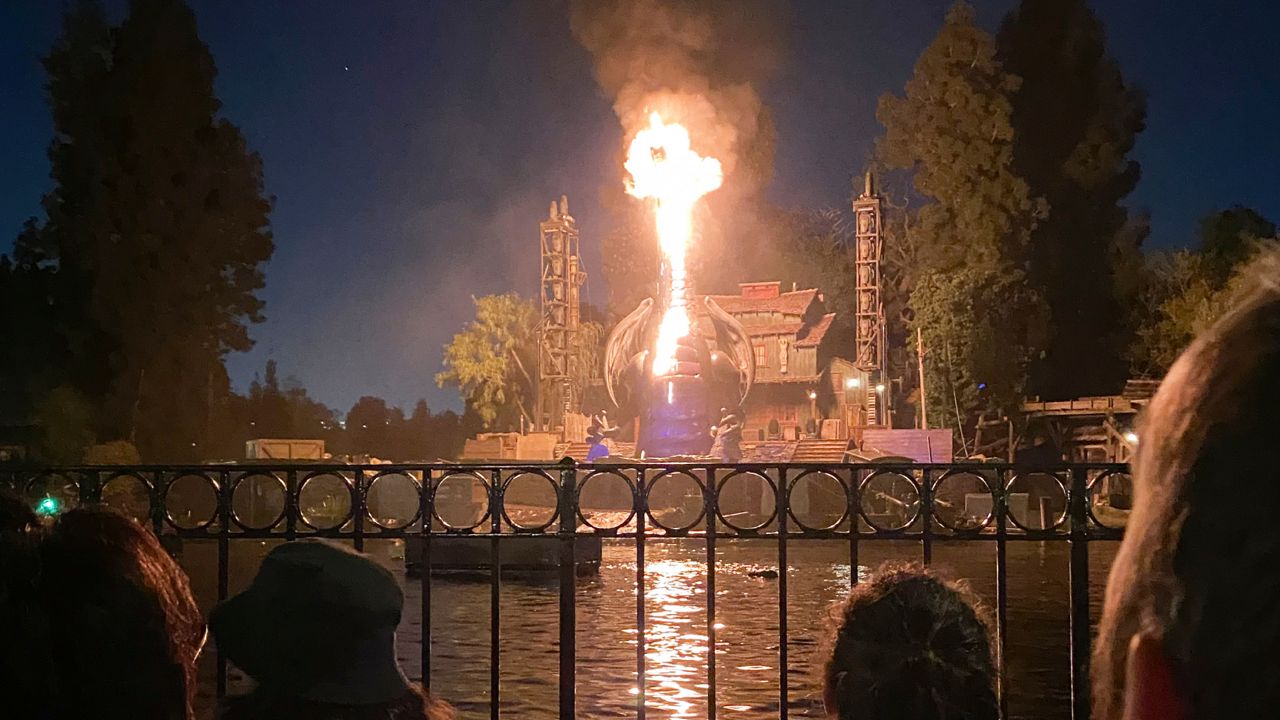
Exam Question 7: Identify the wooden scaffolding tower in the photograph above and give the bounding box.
[853,171,889,426]
[536,196,586,433]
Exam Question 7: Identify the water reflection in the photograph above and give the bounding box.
[643,558,708,719]
[185,538,1118,720]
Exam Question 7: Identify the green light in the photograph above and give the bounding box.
[36,496,60,516]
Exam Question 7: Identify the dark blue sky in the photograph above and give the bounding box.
[3,1,1278,415]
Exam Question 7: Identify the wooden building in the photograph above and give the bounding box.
[698,281,863,441]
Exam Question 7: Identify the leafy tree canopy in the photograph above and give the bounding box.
[876,1,1047,423]
[876,2,1043,274]
[436,294,540,429]
[911,266,1048,433]
[1129,208,1278,377]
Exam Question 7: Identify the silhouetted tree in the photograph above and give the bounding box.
[13,0,273,461]
[877,2,1043,274]
[33,387,96,464]
[345,396,393,458]
[244,360,291,438]
[0,221,74,431]
[998,0,1147,399]
[282,377,338,441]
[1196,205,1277,287]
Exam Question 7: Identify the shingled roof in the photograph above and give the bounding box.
[704,288,819,317]
[795,313,836,348]
[691,315,808,340]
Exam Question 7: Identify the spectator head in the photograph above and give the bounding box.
[38,506,205,720]
[823,563,997,720]
[0,489,40,597]
[0,491,44,709]
[212,538,452,720]
[1093,253,1280,720]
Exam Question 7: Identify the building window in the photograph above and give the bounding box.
[778,337,789,373]
[753,343,767,368]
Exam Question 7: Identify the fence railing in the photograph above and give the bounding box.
[1,461,1130,720]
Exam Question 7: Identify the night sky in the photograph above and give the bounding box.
[3,1,1278,415]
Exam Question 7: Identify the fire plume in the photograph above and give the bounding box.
[624,112,723,377]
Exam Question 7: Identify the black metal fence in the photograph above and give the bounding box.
[0,461,1130,720]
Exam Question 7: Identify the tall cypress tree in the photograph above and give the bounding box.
[21,1,117,410]
[24,0,274,460]
[877,2,1043,275]
[998,0,1147,398]
[876,2,1048,426]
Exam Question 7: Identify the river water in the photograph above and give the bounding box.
[184,537,1118,720]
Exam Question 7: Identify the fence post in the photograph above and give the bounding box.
[995,468,1009,720]
[353,467,366,552]
[489,469,503,720]
[705,466,718,720]
[777,465,789,720]
[216,468,231,696]
[421,467,434,690]
[1068,466,1091,720]
[558,457,578,720]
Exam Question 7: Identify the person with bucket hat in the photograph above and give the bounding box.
[212,539,453,720]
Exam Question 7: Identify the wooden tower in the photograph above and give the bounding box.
[536,196,587,433]
[853,171,889,426]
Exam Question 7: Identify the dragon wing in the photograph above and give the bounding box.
[604,298,654,409]
[703,296,755,404]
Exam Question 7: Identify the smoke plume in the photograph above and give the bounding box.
[570,0,789,299]
[570,0,786,199]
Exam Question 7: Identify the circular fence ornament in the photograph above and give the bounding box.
[788,470,848,531]
[577,470,636,531]
[1005,472,1068,532]
[1087,470,1132,530]
[501,471,558,531]
[932,471,995,532]
[645,469,706,533]
[24,473,81,517]
[366,472,422,530]
[298,472,352,530]
[432,472,489,530]
[101,472,151,523]
[231,473,286,530]
[715,470,775,532]
[859,471,921,532]
[164,473,219,530]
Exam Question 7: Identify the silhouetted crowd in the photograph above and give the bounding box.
[3,252,1279,720]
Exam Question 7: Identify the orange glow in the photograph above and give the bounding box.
[624,112,723,377]
[641,558,707,718]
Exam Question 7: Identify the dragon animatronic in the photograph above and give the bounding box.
[604,295,754,459]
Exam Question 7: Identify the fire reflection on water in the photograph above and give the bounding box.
[640,558,714,719]
[191,538,1104,720]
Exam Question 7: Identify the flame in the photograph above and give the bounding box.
[625,112,723,377]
